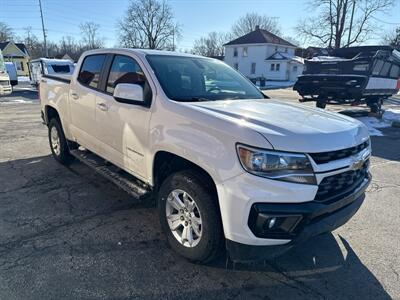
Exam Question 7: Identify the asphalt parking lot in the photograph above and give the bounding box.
[0,83,399,299]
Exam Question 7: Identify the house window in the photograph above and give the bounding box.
[285,47,288,53]
[233,48,238,57]
[20,62,24,71]
[270,63,275,71]
[276,64,280,71]
[243,47,248,57]
[234,63,239,70]
[275,46,278,52]
[293,65,298,72]
[251,63,256,74]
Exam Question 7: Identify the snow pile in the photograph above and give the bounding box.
[309,56,349,62]
[357,108,400,136]
[0,99,36,104]
[259,81,296,89]
[17,76,30,82]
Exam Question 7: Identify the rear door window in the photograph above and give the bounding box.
[78,54,106,89]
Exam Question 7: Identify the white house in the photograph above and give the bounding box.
[223,26,304,83]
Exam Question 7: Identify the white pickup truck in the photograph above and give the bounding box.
[40,49,371,263]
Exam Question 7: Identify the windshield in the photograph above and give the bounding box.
[146,55,264,102]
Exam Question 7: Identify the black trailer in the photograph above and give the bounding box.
[293,46,400,113]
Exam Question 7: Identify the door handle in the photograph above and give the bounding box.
[70,92,79,100]
[97,102,108,111]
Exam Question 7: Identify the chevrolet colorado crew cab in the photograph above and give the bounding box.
[40,49,371,263]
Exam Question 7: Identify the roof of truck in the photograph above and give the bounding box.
[82,48,210,59]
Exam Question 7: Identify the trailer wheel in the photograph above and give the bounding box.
[316,101,326,109]
[367,98,382,116]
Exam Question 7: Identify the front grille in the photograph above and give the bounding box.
[0,80,10,86]
[309,141,369,164]
[315,160,369,203]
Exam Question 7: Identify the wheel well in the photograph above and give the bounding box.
[153,151,217,196]
[45,105,59,124]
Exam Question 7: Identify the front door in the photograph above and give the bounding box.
[69,54,106,152]
[95,54,153,181]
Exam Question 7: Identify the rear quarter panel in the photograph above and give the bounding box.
[40,77,73,139]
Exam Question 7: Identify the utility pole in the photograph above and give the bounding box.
[38,0,48,57]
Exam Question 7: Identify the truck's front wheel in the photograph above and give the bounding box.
[48,118,74,165]
[158,170,224,263]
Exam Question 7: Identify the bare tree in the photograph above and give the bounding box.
[0,22,14,42]
[231,13,281,37]
[192,32,231,57]
[118,0,180,50]
[383,27,400,49]
[296,0,394,49]
[79,22,104,50]
[19,27,42,58]
[59,36,85,61]
[282,36,300,47]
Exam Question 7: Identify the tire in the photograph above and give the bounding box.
[48,118,74,165]
[316,101,326,109]
[368,102,381,114]
[158,170,224,263]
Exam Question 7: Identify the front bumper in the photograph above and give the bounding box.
[0,84,12,95]
[225,176,369,262]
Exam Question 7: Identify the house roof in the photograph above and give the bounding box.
[265,51,292,60]
[224,28,296,47]
[0,41,29,56]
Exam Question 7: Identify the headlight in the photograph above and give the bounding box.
[236,145,316,184]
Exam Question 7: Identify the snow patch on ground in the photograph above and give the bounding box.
[0,99,35,104]
[17,76,30,82]
[260,81,296,90]
[357,108,400,136]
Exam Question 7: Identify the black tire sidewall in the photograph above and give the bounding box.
[158,170,223,263]
[48,118,73,165]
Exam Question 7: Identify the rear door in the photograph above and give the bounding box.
[94,54,153,180]
[69,54,106,152]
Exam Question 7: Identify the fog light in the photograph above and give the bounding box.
[253,213,303,238]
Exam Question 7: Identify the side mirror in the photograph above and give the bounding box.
[113,83,144,103]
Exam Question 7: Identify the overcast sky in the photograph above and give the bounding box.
[1,0,400,50]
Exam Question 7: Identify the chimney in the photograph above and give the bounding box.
[255,25,260,30]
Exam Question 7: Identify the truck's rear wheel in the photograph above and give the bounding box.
[48,118,74,165]
[158,170,224,263]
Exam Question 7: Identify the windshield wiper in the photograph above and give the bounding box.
[174,97,212,102]
[190,97,212,102]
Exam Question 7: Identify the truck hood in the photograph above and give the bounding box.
[189,99,369,153]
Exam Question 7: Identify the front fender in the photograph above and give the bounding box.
[147,98,272,186]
